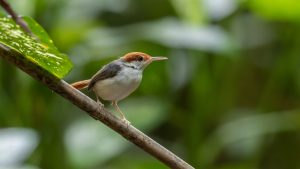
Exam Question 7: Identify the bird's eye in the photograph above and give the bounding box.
[137,56,144,61]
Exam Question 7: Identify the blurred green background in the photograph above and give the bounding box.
[1,0,300,169]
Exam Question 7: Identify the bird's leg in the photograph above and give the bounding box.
[112,101,125,119]
[112,101,130,125]
[96,96,104,110]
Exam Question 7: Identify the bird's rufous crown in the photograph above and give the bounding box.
[122,52,151,62]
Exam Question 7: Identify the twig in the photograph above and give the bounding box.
[0,45,194,168]
[0,0,38,40]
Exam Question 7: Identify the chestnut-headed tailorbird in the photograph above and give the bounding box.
[71,52,168,123]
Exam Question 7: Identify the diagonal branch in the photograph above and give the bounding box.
[0,45,194,168]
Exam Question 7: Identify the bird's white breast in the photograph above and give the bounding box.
[93,66,142,101]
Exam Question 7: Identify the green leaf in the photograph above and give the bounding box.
[0,16,72,78]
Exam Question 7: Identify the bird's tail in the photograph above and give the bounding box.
[71,79,91,90]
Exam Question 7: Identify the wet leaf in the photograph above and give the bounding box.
[0,16,72,78]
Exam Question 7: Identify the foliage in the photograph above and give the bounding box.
[0,16,72,78]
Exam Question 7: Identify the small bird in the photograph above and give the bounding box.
[71,52,167,122]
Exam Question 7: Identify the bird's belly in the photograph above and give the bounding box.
[93,73,142,101]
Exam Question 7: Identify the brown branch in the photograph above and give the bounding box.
[0,0,39,40]
[0,45,194,168]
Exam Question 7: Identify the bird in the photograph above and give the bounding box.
[71,52,168,123]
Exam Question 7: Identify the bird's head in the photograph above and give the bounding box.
[121,52,168,70]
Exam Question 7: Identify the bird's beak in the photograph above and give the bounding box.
[150,56,168,62]
[141,56,167,70]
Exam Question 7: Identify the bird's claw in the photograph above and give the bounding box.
[96,101,104,111]
[96,99,104,106]
[121,118,131,126]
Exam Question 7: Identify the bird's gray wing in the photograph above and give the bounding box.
[88,62,121,90]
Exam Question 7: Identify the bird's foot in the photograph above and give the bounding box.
[96,99,104,106]
[96,100,104,111]
[121,118,131,126]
